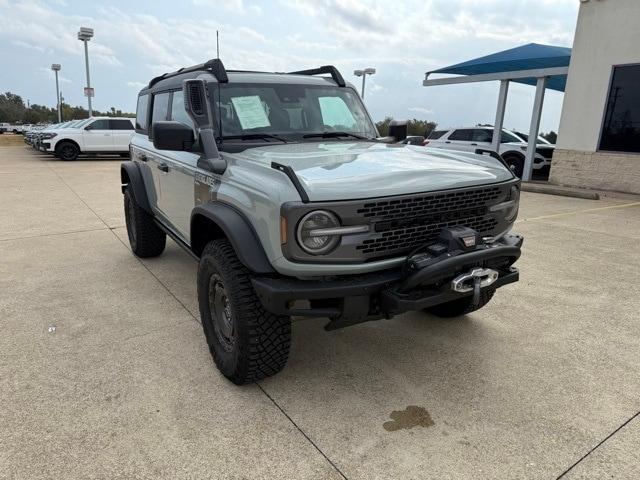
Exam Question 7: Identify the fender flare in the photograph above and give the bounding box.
[191,203,275,274]
[120,161,151,213]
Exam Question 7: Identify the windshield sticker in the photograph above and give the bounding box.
[318,97,356,129]
[231,96,271,129]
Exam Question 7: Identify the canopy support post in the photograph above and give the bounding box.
[523,76,547,181]
[492,80,509,152]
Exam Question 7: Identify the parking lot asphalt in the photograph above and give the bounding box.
[1,145,639,480]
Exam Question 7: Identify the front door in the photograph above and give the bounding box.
[82,119,113,151]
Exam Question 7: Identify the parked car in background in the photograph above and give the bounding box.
[401,135,425,145]
[0,123,9,134]
[38,117,134,160]
[424,126,553,177]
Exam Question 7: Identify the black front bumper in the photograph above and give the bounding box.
[252,233,523,330]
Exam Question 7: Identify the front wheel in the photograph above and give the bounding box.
[198,239,291,385]
[55,141,80,161]
[426,287,496,318]
[503,154,524,178]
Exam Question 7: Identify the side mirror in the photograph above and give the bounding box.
[84,125,92,131]
[183,78,226,174]
[152,121,195,151]
[388,120,408,142]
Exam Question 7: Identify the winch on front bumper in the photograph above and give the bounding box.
[252,228,522,330]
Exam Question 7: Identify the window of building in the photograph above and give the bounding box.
[600,64,640,153]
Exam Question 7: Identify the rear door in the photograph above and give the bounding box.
[445,129,475,151]
[82,119,113,151]
[109,119,135,152]
[470,129,493,151]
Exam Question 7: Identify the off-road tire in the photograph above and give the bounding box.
[503,154,524,178]
[426,287,496,318]
[123,187,166,258]
[55,141,80,161]
[198,239,291,385]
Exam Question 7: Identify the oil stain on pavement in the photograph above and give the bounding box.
[383,406,435,432]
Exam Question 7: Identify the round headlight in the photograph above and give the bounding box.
[296,210,341,255]
[505,185,520,221]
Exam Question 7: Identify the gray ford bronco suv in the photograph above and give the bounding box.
[122,59,522,384]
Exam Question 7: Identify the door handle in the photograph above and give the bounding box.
[470,143,478,146]
[137,153,147,161]
[445,141,451,144]
[157,163,169,173]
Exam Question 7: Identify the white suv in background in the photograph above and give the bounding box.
[39,117,135,161]
[424,126,554,177]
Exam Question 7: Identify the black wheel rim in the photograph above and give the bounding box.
[61,145,75,160]
[208,274,235,351]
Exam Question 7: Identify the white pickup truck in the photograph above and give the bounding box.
[38,116,135,160]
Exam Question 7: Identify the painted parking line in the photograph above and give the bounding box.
[518,201,640,223]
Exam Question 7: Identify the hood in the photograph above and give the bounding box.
[228,141,514,201]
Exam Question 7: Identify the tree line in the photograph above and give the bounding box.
[0,91,134,124]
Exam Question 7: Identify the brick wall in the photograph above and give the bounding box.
[549,149,640,194]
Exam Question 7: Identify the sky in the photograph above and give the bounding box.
[0,0,579,132]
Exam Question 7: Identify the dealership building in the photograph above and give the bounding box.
[551,0,640,194]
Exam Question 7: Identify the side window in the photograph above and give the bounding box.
[448,129,473,141]
[135,94,149,133]
[473,129,493,142]
[318,97,356,130]
[501,130,522,143]
[170,90,194,129]
[109,119,134,130]
[428,130,447,140]
[86,119,109,130]
[152,92,170,124]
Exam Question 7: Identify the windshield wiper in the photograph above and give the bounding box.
[222,133,289,143]
[302,131,371,140]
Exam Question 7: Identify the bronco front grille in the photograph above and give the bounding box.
[354,186,504,258]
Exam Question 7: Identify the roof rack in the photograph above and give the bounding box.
[148,58,229,89]
[288,66,346,87]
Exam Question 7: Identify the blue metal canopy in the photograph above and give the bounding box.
[429,43,572,92]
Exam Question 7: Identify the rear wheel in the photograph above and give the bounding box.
[123,187,166,257]
[503,154,524,178]
[426,287,496,318]
[198,239,291,385]
[56,141,80,161]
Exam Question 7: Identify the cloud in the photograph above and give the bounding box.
[409,106,434,115]
[126,81,147,89]
[39,66,72,83]
[12,40,47,53]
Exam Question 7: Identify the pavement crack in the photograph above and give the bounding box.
[256,383,349,480]
[555,409,640,479]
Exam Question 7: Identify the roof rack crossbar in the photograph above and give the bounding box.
[148,58,229,89]
[289,65,346,87]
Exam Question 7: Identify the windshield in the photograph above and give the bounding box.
[514,131,551,144]
[214,83,378,143]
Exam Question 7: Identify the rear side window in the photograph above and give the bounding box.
[110,119,134,130]
[136,94,149,133]
[449,129,473,141]
[428,130,447,140]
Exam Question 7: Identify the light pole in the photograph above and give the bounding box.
[51,64,61,123]
[77,27,94,116]
[353,68,376,99]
